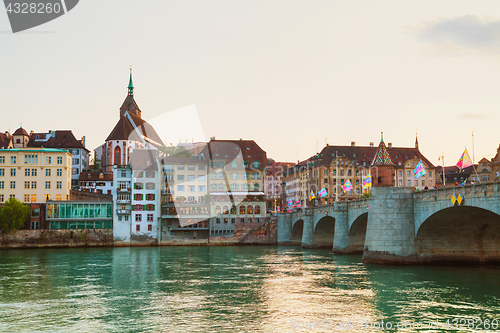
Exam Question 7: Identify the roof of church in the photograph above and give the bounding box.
[119,94,141,117]
[105,111,164,146]
[28,130,88,151]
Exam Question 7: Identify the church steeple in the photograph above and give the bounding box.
[128,66,134,98]
[415,131,419,149]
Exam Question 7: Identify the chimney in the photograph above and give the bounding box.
[369,142,374,148]
[210,136,215,141]
[351,141,355,147]
[388,143,392,148]
[82,136,86,147]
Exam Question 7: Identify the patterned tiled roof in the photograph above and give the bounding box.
[372,141,394,166]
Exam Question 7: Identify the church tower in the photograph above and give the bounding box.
[371,132,395,187]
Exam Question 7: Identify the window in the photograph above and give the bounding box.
[232,173,237,180]
[0,194,3,202]
[177,165,185,170]
[348,170,352,176]
[10,181,15,189]
[255,205,261,214]
[248,218,253,223]
[134,182,143,190]
[218,184,224,190]
[239,206,245,214]
[253,173,259,180]
[147,193,155,200]
[45,194,50,201]
[408,180,411,186]
[407,171,411,177]
[243,173,248,180]
[46,169,51,176]
[11,169,16,176]
[198,186,205,192]
[0,169,3,176]
[324,169,328,176]
[72,158,79,165]
[422,180,425,186]
[247,205,253,214]
[148,224,153,231]
[252,161,260,168]
[198,165,205,171]
[0,157,4,164]
[31,181,36,189]
[218,172,223,179]
[147,182,155,190]
[9,194,15,199]
[135,214,142,222]
[147,171,154,178]
[45,181,50,189]
[232,184,238,191]
[177,185,184,192]
[56,194,62,201]
[212,173,217,179]
[224,218,228,224]
[57,169,62,176]
[57,181,62,189]
[31,194,36,202]
[429,171,432,177]
[24,194,30,203]
[188,175,195,181]
[177,175,185,181]
[57,157,62,164]
[11,156,16,164]
[231,161,237,168]
[242,184,248,190]
[46,156,51,164]
[231,218,236,224]
[147,214,154,222]
[136,224,140,231]
[197,175,205,182]
[218,162,224,168]
[188,164,195,170]
[135,193,143,200]
[398,180,402,186]
[398,171,402,177]
[25,169,30,176]
[0,181,3,189]
[32,169,37,176]
[188,185,195,192]
[254,183,259,191]
[241,218,245,223]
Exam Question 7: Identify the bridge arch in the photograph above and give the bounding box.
[313,216,335,248]
[292,219,304,243]
[348,212,367,253]
[416,206,500,263]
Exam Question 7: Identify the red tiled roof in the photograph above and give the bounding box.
[105,111,164,146]
[0,133,11,149]
[13,127,28,136]
[28,130,88,151]
[78,172,113,182]
[308,145,435,169]
[200,139,267,169]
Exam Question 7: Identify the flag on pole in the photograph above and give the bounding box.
[456,148,473,170]
[362,175,372,188]
[342,179,353,192]
[460,180,466,185]
[414,160,427,179]
[309,190,315,201]
[318,187,328,198]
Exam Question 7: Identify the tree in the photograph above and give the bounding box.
[0,198,30,234]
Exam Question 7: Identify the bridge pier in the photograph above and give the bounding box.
[301,215,315,248]
[277,214,293,244]
[332,212,349,253]
[362,187,418,264]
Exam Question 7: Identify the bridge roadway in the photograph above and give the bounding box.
[277,183,500,263]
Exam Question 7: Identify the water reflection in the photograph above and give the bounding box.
[0,247,499,332]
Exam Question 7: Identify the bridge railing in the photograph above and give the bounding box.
[413,181,499,201]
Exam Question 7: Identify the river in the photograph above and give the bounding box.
[0,246,499,332]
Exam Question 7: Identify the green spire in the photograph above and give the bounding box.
[380,131,384,143]
[128,66,134,98]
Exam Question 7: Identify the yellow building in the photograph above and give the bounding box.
[0,148,72,203]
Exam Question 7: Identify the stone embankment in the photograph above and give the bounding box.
[0,229,113,249]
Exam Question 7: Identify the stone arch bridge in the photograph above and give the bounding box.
[277,183,500,263]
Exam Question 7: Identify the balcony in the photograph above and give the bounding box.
[117,188,131,193]
[116,209,131,215]
[163,169,174,174]
[116,199,131,204]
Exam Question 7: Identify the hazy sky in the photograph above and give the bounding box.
[1,1,500,166]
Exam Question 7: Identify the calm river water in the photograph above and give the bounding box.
[0,246,499,332]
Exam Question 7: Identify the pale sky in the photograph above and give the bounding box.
[1,1,500,166]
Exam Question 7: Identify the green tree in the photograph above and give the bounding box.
[0,198,30,234]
